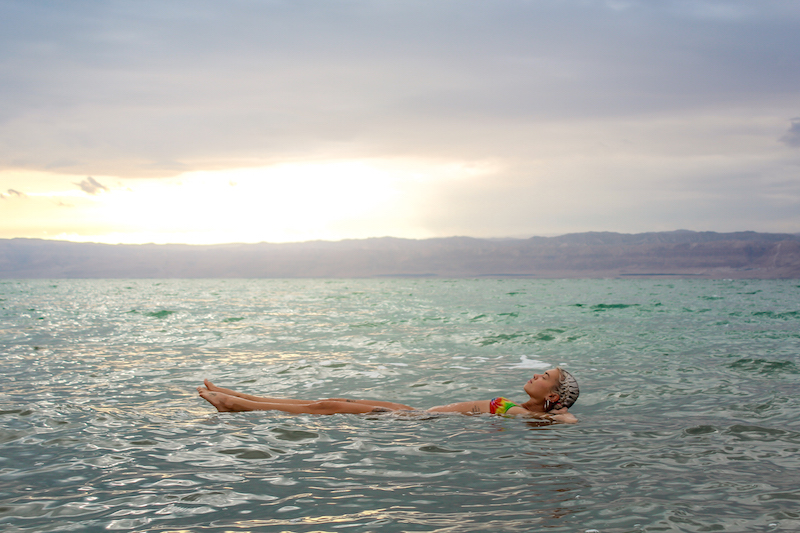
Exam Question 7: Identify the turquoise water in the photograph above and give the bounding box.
[1,279,799,532]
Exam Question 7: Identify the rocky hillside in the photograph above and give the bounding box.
[1,231,798,278]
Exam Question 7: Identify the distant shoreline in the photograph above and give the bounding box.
[2,230,799,279]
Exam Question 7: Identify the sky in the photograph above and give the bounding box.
[1,0,799,244]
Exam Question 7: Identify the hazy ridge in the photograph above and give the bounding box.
[1,230,799,279]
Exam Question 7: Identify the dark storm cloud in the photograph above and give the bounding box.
[1,0,799,176]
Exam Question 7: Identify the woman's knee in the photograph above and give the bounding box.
[309,400,348,413]
[310,400,371,414]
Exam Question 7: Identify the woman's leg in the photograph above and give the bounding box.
[201,379,416,411]
[198,390,385,414]
[202,380,312,404]
[325,398,416,410]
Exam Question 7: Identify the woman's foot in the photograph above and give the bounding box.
[198,389,237,412]
[202,379,252,399]
[204,379,223,392]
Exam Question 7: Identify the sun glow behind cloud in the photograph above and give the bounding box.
[1,159,495,244]
[2,1,800,241]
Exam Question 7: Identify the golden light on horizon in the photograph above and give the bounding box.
[0,159,495,245]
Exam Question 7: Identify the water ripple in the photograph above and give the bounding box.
[1,279,799,532]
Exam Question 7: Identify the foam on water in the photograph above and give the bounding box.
[506,355,550,369]
[1,278,799,532]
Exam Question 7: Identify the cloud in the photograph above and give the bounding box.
[1,188,26,199]
[780,118,800,147]
[74,176,109,195]
[1,1,800,178]
[1,0,799,240]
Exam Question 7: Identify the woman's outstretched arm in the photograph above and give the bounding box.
[505,406,578,424]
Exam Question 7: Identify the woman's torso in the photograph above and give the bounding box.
[426,398,524,415]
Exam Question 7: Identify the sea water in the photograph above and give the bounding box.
[1,278,799,533]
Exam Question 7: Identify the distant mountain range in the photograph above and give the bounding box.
[1,231,799,279]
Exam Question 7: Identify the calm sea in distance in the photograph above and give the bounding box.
[1,278,799,532]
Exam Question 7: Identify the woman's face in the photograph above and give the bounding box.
[523,368,561,401]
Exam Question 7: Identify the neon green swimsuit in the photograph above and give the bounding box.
[489,397,518,415]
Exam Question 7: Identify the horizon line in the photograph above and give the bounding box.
[4,228,800,247]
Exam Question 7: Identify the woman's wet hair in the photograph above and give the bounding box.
[554,367,580,409]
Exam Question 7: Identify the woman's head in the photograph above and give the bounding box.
[525,367,580,411]
[553,367,580,409]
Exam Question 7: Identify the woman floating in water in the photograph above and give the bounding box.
[198,367,580,423]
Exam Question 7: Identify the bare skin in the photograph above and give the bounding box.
[425,369,577,423]
[198,369,577,423]
[198,379,416,414]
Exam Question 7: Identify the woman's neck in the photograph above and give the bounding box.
[520,398,545,413]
